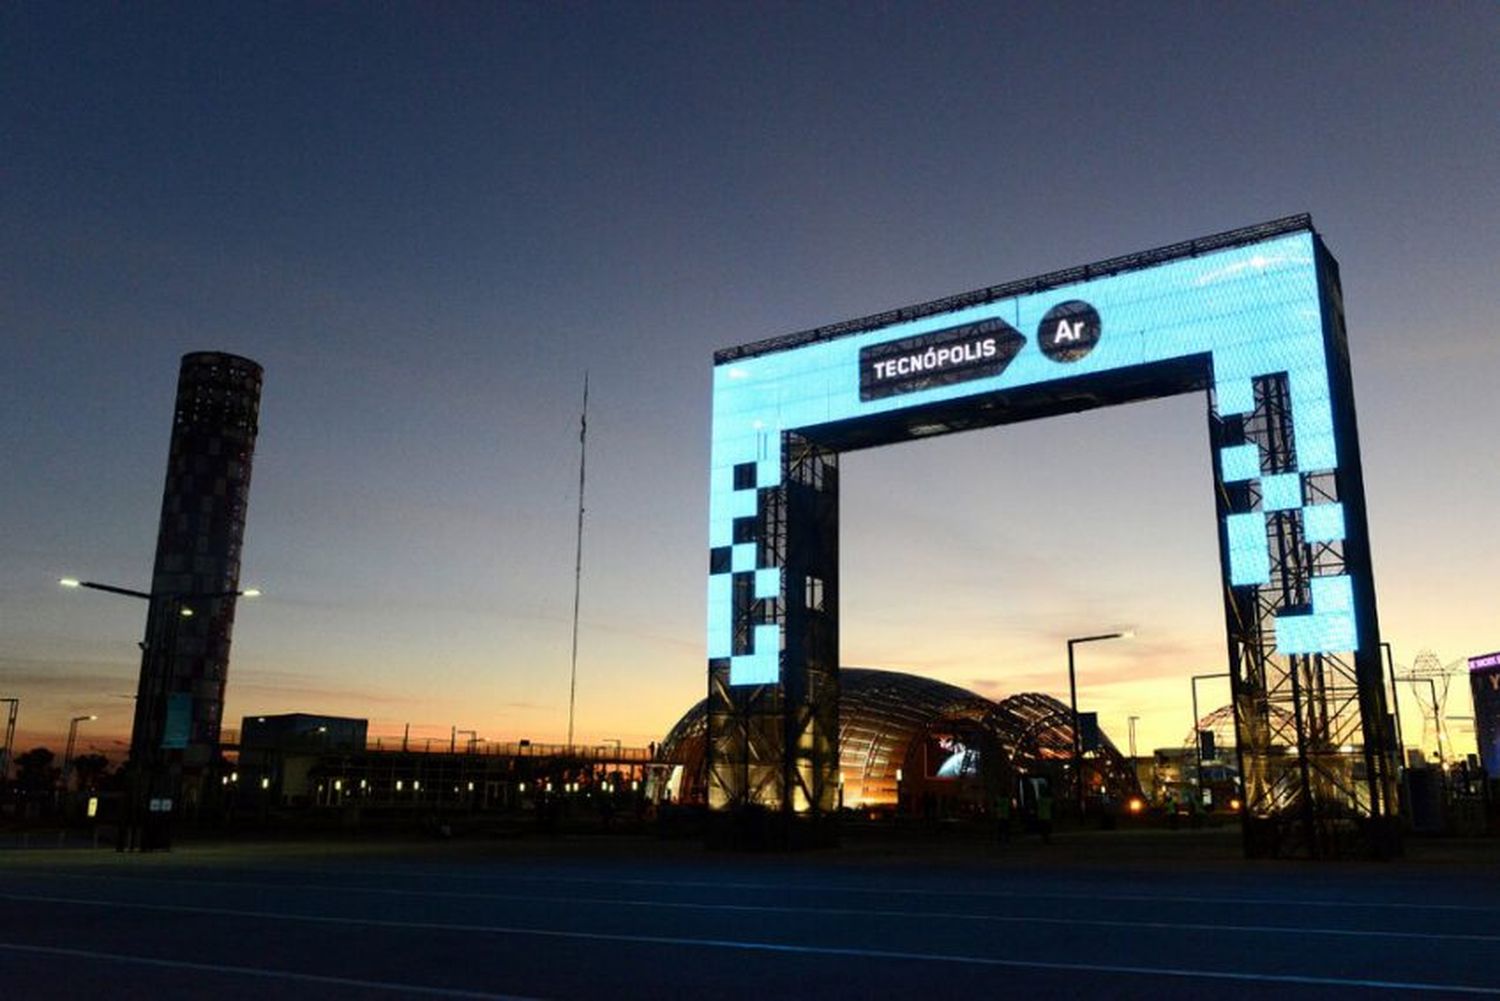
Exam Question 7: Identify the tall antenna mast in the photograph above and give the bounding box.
[566,373,589,750]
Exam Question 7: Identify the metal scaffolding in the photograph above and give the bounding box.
[707,433,839,836]
[1209,254,1399,856]
[706,216,1398,858]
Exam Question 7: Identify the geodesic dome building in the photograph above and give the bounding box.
[656,667,1139,813]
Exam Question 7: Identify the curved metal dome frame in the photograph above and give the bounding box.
[657,668,1141,811]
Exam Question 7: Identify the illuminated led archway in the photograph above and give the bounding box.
[706,215,1397,858]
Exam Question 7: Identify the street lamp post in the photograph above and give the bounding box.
[1190,673,1230,806]
[1,697,17,783]
[1068,631,1132,817]
[62,714,97,792]
[1397,673,1445,768]
[1380,642,1406,768]
[60,577,259,851]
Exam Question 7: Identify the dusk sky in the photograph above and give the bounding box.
[3,4,1497,762]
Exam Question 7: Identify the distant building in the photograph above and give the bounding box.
[241,713,368,753]
[237,713,368,805]
[226,716,649,814]
[1151,747,1240,809]
[1470,651,1500,775]
[132,352,262,805]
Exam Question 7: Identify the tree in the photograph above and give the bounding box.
[15,747,58,791]
[70,753,111,791]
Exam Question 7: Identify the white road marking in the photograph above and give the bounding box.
[3,873,1496,943]
[0,941,546,1000]
[0,891,1496,995]
[14,859,1498,915]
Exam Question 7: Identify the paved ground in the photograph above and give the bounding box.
[2,828,1499,999]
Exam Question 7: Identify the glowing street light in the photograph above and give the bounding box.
[60,576,262,605]
[58,576,260,851]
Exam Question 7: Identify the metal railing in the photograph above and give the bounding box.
[359,739,653,761]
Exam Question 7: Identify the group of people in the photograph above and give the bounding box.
[1163,791,1206,828]
[992,787,1052,844]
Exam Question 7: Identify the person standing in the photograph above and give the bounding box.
[994,790,1012,843]
[1036,789,1053,844]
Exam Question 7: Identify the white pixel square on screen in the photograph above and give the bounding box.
[754,567,780,600]
[1226,512,1270,586]
[1219,444,1261,482]
[1260,472,1303,511]
[1215,378,1256,415]
[1302,503,1346,543]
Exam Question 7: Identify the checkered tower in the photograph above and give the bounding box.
[132,352,262,785]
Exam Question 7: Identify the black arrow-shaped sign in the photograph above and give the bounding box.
[859,316,1026,401]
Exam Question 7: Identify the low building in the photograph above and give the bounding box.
[236,713,368,805]
[229,713,651,816]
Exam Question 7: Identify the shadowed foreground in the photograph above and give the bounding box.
[2,828,1499,999]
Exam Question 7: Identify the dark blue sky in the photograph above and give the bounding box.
[3,4,1497,754]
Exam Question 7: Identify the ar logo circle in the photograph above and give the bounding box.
[1038,300,1101,363]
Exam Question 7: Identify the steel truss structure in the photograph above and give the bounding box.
[986,692,1139,806]
[708,434,840,836]
[1210,257,1398,856]
[707,216,1399,858]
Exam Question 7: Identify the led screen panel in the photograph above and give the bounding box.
[710,226,1353,686]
